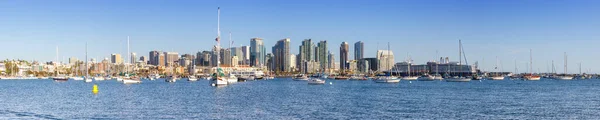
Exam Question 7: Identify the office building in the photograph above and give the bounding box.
[250,38,265,67]
[340,42,349,72]
[354,41,364,60]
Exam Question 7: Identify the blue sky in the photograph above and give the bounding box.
[1,0,599,73]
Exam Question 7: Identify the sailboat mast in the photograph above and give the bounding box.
[86,42,88,78]
[127,36,130,75]
[564,52,567,74]
[216,7,221,69]
[529,49,532,75]
[387,42,390,76]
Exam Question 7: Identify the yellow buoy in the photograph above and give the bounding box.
[92,84,99,94]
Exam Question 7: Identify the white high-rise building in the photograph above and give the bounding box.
[289,54,296,72]
[377,50,395,71]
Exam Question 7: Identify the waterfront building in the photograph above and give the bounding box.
[220,49,232,67]
[131,52,136,64]
[241,46,250,63]
[340,42,349,72]
[69,57,78,65]
[231,47,243,64]
[348,60,358,74]
[164,52,179,67]
[363,58,379,72]
[272,38,291,72]
[158,53,165,67]
[250,38,266,67]
[266,53,274,71]
[354,41,364,60]
[111,54,122,64]
[357,58,370,73]
[328,52,335,72]
[390,61,477,76]
[317,40,328,70]
[140,56,147,64]
[289,54,296,72]
[196,51,212,66]
[377,50,394,71]
[211,46,220,67]
[149,51,161,66]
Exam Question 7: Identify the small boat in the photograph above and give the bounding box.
[225,74,238,83]
[350,76,368,80]
[53,76,68,81]
[293,74,309,81]
[334,76,349,80]
[84,77,92,83]
[70,76,84,81]
[445,76,471,82]
[373,76,400,83]
[555,75,574,80]
[188,76,198,81]
[93,77,105,81]
[524,75,540,81]
[418,75,435,81]
[114,77,123,81]
[165,75,178,83]
[308,78,326,85]
[401,76,419,81]
[489,76,505,80]
[122,78,142,84]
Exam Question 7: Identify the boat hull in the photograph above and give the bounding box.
[446,78,471,82]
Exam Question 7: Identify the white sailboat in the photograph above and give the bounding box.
[211,7,229,86]
[446,40,471,82]
[374,42,400,83]
[188,75,198,81]
[401,56,418,80]
[122,36,141,84]
[489,56,505,80]
[556,52,573,80]
[524,49,541,80]
[84,43,92,83]
[308,78,326,85]
[53,46,68,81]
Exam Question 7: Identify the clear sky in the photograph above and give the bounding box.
[1,0,599,73]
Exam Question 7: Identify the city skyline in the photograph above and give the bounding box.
[2,0,600,73]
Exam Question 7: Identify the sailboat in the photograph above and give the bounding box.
[446,40,471,82]
[524,49,541,80]
[122,36,141,84]
[374,42,400,83]
[401,56,418,80]
[211,7,229,86]
[555,52,573,80]
[165,65,178,83]
[53,46,68,81]
[84,43,93,83]
[489,56,505,80]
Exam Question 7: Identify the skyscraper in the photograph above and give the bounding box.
[131,52,137,64]
[158,53,165,66]
[317,40,328,70]
[377,50,395,71]
[328,51,335,71]
[149,51,160,66]
[299,39,315,72]
[354,41,364,60]
[221,48,232,66]
[164,52,179,66]
[250,38,265,67]
[340,42,349,72]
[241,46,250,63]
[140,56,147,64]
[196,51,212,66]
[230,47,242,64]
[289,54,296,72]
[111,54,122,64]
[299,39,314,62]
[272,38,291,72]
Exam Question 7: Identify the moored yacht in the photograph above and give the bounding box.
[307,78,326,85]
